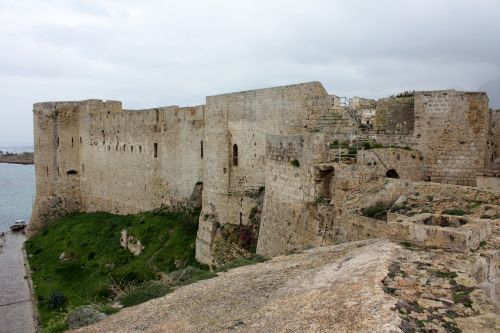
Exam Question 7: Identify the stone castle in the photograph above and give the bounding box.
[29,82,500,265]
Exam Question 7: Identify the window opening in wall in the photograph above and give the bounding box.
[154,143,158,158]
[131,145,134,152]
[156,110,159,122]
[108,146,110,151]
[80,137,82,144]
[315,166,334,198]
[200,140,203,158]
[139,146,142,153]
[239,212,243,225]
[71,137,74,148]
[57,166,60,176]
[385,169,400,179]
[82,164,84,173]
[57,137,59,147]
[46,165,48,176]
[232,144,238,166]
[67,170,78,175]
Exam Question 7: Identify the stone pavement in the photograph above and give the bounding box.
[0,232,36,333]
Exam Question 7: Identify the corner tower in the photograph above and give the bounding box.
[28,101,84,235]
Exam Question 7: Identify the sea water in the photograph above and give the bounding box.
[0,163,35,232]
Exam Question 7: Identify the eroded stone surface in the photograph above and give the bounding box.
[72,237,499,333]
[72,240,402,333]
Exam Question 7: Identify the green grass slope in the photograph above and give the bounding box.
[25,208,201,329]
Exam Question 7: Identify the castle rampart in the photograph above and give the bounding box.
[30,82,499,264]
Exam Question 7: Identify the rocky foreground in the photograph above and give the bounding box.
[72,238,498,333]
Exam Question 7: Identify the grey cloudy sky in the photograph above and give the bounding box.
[1,0,499,146]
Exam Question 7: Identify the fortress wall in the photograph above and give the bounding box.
[414,91,490,186]
[79,104,204,214]
[256,134,331,257]
[224,81,330,193]
[492,110,500,166]
[29,100,204,233]
[373,97,415,134]
[197,82,333,263]
[29,83,497,262]
[29,102,84,234]
[370,133,418,148]
[357,148,423,181]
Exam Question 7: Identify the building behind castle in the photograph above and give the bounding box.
[29,82,500,264]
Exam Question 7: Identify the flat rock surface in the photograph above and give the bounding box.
[73,240,401,333]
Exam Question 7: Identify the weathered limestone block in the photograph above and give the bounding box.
[388,214,491,252]
[120,230,144,256]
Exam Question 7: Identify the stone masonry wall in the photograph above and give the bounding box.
[413,91,490,186]
[256,133,333,257]
[80,104,204,214]
[29,82,498,264]
[29,100,204,235]
[357,148,423,181]
[373,97,414,134]
[196,82,338,264]
[492,110,500,166]
[30,101,86,234]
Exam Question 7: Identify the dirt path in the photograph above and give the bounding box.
[0,232,37,333]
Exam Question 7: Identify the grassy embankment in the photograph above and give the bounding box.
[26,208,266,332]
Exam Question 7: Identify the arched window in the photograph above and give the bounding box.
[232,144,238,166]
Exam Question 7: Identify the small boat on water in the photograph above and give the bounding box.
[10,220,26,232]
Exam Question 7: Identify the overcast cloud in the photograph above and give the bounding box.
[1,0,499,146]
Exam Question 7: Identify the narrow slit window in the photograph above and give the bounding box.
[200,140,203,158]
[154,143,158,158]
[71,137,74,147]
[139,146,142,153]
[131,145,134,152]
[232,144,238,166]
